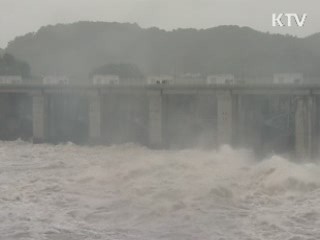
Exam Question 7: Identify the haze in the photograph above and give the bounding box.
[1,0,320,47]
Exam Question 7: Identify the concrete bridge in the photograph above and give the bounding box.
[0,83,319,159]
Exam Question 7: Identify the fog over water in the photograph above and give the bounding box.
[1,140,320,239]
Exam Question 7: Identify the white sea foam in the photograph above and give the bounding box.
[0,141,319,239]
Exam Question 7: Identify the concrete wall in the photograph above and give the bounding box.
[0,86,315,159]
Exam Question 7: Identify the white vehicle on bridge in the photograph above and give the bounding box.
[147,75,173,85]
[43,76,70,85]
[0,75,23,84]
[206,74,236,85]
[92,74,120,85]
[273,73,303,84]
[175,73,205,84]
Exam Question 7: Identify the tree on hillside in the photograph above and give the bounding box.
[0,53,31,78]
[90,63,144,80]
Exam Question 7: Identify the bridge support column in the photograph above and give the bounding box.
[148,91,163,148]
[236,95,246,147]
[295,96,315,159]
[32,93,48,143]
[217,91,235,146]
[89,92,102,143]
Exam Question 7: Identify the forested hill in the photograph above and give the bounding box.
[304,33,320,56]
[5,22,320,81]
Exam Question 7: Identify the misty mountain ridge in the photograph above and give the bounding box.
[5,21,320,82]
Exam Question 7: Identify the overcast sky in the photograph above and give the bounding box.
[0,0,319,48]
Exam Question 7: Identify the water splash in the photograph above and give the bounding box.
[0,141,319,239]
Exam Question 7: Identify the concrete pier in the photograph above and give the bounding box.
[88,92,102,142]
[32,93,48,143]
[148,91,163,148]
[295,96,315,159]
[236,95,246,147]
[217,91,234,146]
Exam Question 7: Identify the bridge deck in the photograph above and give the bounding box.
[0,83,319,95]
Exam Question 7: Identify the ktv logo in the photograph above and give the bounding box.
[272,13,307,27]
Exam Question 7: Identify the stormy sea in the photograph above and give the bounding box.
[0,140,319,240]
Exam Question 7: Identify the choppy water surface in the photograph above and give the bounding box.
[0,141,320,240]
